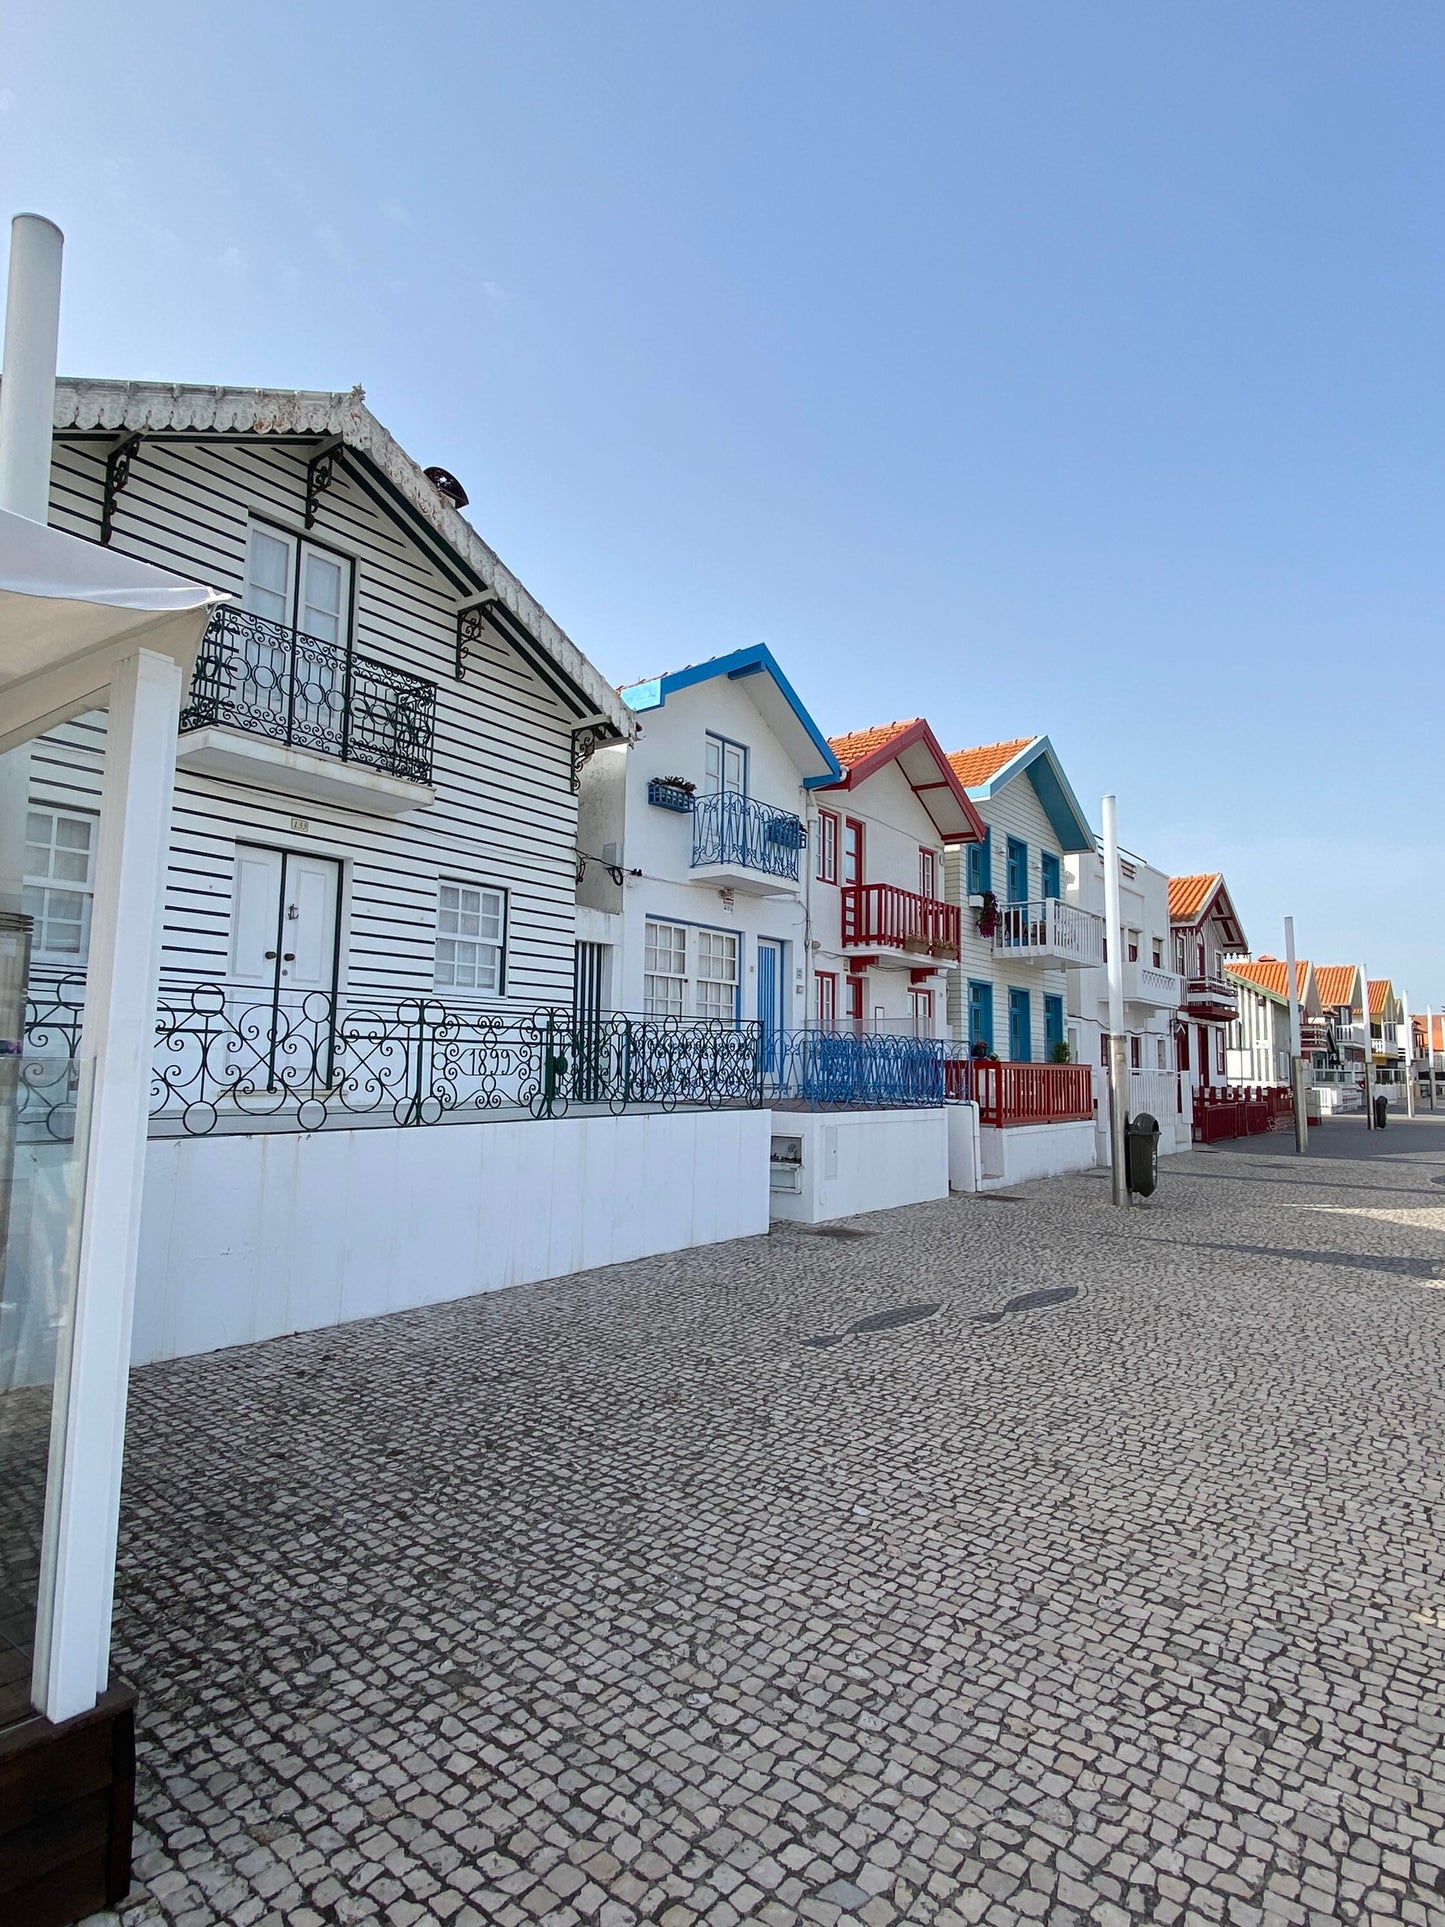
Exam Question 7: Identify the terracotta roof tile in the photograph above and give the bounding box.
[1368,979,1392,1017]
[826,720,921,770]
[1167,874,1221,923]
[1314,965,1361,1011]
[945,737,1036,789]
[1226,956,1308,1002]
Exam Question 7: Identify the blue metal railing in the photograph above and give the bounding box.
[771,1028,946,1108]
[691,791,805,881]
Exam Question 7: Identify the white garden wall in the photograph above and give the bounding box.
[132,1108,772,1365]
[978,1118,1096,1185]
[767,1107,948,1224]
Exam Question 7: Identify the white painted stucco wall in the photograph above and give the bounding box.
[767,1107,948,1224]
[131,1108,772,1365]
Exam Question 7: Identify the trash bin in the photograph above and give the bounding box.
[1126,1112,1160,1197]
[1374,1093,1389,1130]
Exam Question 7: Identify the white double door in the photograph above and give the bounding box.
[231,845,340,1002]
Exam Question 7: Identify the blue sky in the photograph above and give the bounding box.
[7,3,1444,1002]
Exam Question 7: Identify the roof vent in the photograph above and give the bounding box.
[424,465,469,510]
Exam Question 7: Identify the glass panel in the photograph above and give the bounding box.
[245,527,293,624]
[0,907,91,1724]
[299,551,344,646]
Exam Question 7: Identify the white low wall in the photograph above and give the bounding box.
[767,1108,949,1224]
[979,1119,1097,1185]
[947,1102,981,1194]
[133,1108,772,1365]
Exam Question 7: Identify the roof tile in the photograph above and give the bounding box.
[1167,874,1222,923]
[945,737,1036,789]
[827,720,921,769]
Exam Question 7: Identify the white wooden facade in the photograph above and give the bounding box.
[942,737,1099,1063]
[27,381,628,1046]
[1169,873,1249,1097]
[1224,958,1321,1086]
[574,646,837,1040]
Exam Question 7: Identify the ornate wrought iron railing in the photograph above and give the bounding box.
[180,606,436,785]
[691,791,805,881]
[18,975,763,1138]
[771,1028,945,1108]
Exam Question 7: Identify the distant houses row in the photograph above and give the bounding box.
[9,375,1419,1373]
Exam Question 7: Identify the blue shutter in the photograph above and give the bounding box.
[1008,987,1032,1062]
[1006,837,1028,904]
[968,979,994,1052]
[968,828,993,896]
[1041,852,1061,900]
[1044,993,1064,1054]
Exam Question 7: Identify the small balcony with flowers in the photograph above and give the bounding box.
[982,895,1103,968]
[840,883,961,969]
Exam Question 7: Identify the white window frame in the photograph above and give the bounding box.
[704,733,748,798]
[694,929,739,1022]
[23,807,98,967]
[244,519,354,649]
[435,879,507,995]
[644,919,688,1018]
[815,809,838,885]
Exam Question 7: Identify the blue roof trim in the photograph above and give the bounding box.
[964,736,1094,852]
[619,644,841,784]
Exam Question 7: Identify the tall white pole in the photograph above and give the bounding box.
[1358,963,1375,1128]
[1400,990,1415,1119]
[1428,1004,1438,1112]
[0,213,63,522]
[1283,915,1308,1153]
[1102,796,1129,1206]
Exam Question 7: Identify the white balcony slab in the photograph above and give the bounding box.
[176,724,435,815]
[1122,961,1183,1009]
[688,860,799,897]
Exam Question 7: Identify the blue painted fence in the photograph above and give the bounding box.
[772,1029,946,1108]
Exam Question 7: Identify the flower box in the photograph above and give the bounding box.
[765,814,806,849]
[647,779,695,813]
[931,940,960,961]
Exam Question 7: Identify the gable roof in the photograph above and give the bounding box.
[46,377,631,737]
[1167,872,1248,949]
[823,719,985,843]
[1226,956,1314,1006]
[945,735,1094,853]
[1315,965,1362,1012]
[1368,978,1394,1018]
[619,643,841,786]
[1416,1014,1445,1051]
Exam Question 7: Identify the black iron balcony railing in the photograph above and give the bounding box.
[690,790,805,881]
[180,606,436,785]
[17,975,763,1138]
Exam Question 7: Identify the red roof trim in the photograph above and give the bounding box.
[821,719,986,843]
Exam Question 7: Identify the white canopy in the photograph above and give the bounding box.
[0,505,226,751]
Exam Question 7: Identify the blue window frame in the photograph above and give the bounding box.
[967,979,994,1053]
[1044,993,1065,1055]
[1006,837,1028,904]
[966,827,992,896]
[1040,851,1061,900]
[1008,986,1032,1062]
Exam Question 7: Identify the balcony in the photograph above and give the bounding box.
[690,790,804,895]
[841,884,960,967]
[990,898,1103,968]
[1122,960,1183,1009]
[1181,976,1238,1021]
[177,606,436,813]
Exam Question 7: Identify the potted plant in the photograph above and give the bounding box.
[975,890,1000,938]
[930,938,960,961]
[1049,1039,1071,1064]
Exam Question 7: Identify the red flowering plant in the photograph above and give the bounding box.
[975,890,1000,938]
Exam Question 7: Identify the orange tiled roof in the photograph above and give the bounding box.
[1314,965,1360,1011]
[1168,874,1221,923]
[945,737,1035,789]
[1368,979,1392,1017]
[1226,956,1308,1003]
[827,720,921,770]
[1417,1014,1445,1050]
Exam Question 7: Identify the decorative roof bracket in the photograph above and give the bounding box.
[304,435,344,529]
[571,725,605,793]
[100,432,142,545]
[455,593,498,681]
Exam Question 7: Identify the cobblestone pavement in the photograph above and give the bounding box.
[86,1117,1445,1927]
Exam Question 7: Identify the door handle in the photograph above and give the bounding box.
[283,953,296,962]
[265,950,277,960]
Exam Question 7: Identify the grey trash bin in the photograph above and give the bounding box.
[1374,1093,1389,1129]
[1126,1112,1160,1197]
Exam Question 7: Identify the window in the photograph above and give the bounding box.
[23,809,97,964]
[843,818,865,887]
[967,828,992,896]
[845,974,865,1026]
[910,987,934,1036]
[815,810,839,884]
[1100,1032,1110,1068]
[815,971,837,1026]
[1007,986,1032,1062]
[919,848,937,899]
[244,523,352,645]
[1126,928,1140,963]
[1130,1035,1142,1069]
[1152,936,1164,969]
[1215,1031,1226,1076]
[1005,837,1028,904]
[967,980,994,1054]
[704,734,747,797]
[1156,1036,1167,1070]
[1040,852,1061,901]
[695,929,739,1022]
[644,919,688,1016]
[436,881,506,993]
[1043,993,1065,1056]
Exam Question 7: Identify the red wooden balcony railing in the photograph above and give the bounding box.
[973,1062,1095,1127]
[840,883,960,956]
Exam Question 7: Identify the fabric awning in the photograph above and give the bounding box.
[0,506,227,751]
